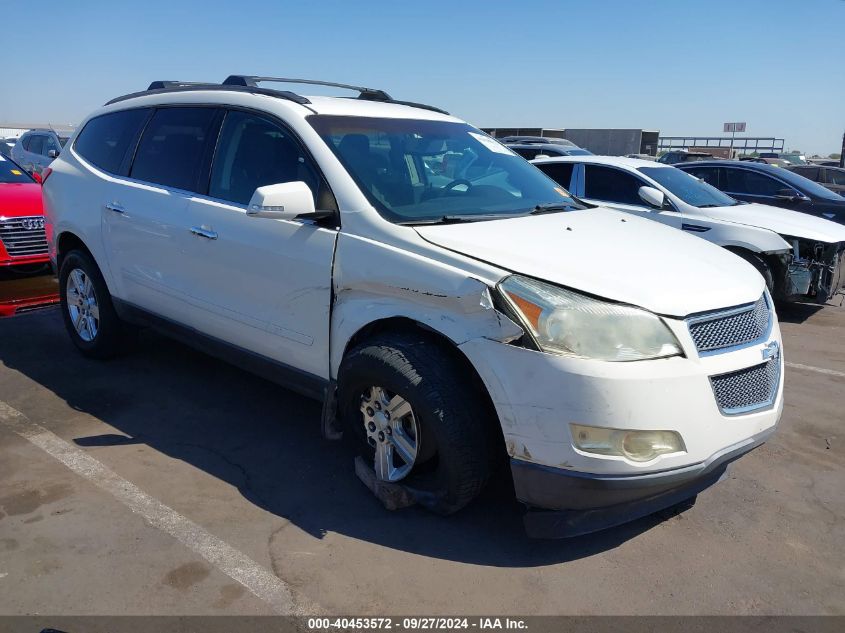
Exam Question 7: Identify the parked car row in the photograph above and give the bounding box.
[533,156,845,304]
[35,75,797,539]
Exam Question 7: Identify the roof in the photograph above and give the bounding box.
[531,155,665,169]
[674,159,783,173]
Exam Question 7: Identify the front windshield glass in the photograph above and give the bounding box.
[308,115,583,223]
[0,156,34,183]
[639,166,738,208]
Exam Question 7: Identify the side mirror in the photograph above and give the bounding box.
[246,181,321,220]
[47,149,59,158]
[775,188,807,202]
[31,171,43,184]
[638,186,665,209]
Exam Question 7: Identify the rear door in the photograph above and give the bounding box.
[182,108,337,380]
[101,106,223,323]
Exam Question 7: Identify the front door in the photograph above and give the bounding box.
[182,109,337,380]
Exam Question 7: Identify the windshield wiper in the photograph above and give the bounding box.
[530,202,581,214]
[400,213,528,226]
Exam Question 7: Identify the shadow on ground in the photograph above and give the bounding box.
[775,302,827,325]
[0,309,680,567]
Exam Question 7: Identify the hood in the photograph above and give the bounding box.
[0,183,43,217]
[699,202,845,243]
[415,208,764,317]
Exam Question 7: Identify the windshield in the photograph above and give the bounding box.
[639,166,738,208]
[308,115,583,223]
[0,156,34,183]
[59,136,71,147]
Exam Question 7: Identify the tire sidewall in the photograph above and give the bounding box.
[58,250,120,357]
[338,335,490,513]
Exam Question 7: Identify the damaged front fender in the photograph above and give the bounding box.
[329,233,523,379]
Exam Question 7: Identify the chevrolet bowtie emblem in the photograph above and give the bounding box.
[761,340,780,362]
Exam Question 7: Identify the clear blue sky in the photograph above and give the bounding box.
[2,0,843,155]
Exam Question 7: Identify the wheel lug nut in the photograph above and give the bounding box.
[368,421,376,432]
[386,427,392,435]
[378,431,385,442]
[366,407,374,417]
[374,402,381,410]
[368,437,376,447]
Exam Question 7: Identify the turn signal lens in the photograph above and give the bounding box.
[570,424,685,462]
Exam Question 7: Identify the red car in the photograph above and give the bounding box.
[0,155,58,316]
[0,155,50,268]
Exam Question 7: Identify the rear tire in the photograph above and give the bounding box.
[59,250,129,359]
[338,332,492,515]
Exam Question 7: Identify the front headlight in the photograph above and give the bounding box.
[499,275,682,361]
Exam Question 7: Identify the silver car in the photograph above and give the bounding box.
[11,129,72,174]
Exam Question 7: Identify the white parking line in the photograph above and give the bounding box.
[0,401,304,615]
[785,362,845,379]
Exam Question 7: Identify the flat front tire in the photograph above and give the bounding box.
[338,332,493,515]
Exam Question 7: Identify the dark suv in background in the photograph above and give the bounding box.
[678,160,845,225]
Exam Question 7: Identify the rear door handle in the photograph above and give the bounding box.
[104,202,126,214]
[190,226,218,240]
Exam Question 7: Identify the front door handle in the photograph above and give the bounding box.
[104,202,126,214]
[190,226,218,240]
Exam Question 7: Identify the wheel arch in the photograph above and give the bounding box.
[56,231,117,295]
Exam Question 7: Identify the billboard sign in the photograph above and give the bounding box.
[723,122,747,133]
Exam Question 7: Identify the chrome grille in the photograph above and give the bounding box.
[710,357,780,415]
[0,216,48,257]
[688,294,770,354]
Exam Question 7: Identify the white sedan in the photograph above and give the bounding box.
[534,155,845,303]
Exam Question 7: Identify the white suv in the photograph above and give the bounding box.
[43,76,783,538]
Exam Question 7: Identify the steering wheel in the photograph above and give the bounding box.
[443,179,473,193]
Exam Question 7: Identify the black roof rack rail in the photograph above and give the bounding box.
[223,75,392,101]
[222,75,449,115]
[147,80,216,90]
[106,83,312,107]
[105,76,448,115]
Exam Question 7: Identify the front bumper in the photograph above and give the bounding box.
[513,426,775,538]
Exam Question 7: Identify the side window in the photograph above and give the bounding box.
[209,110,327,207]
[827,169,845,186]
[75,109,151,174]
[791,166,818,180]
[130,107,219,192]
[583,165,646,205]
[724,169,784,196]
[536,162,575,190]
[45,135,60,155]
[28,135,45,155]
[512,147,539,160]
[684,166,720,187]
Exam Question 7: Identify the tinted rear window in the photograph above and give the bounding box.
[536,162,575,189]
[75,109,150,174]
[130,107,219,191]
